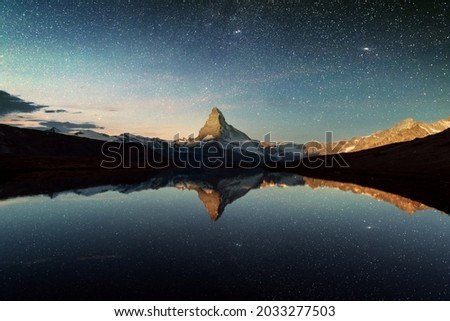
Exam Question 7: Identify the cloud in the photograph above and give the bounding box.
[0,90,47,116]
[44,109,68,113]
[39,121,104,130]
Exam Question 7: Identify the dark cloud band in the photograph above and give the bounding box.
[40,120,104,130]
[0,90,47,116]
[44,109,68,113]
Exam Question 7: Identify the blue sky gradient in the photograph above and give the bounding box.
[1,0,449,141]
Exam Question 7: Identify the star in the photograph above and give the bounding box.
[0,1,446,142]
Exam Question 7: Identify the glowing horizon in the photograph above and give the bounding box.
[1,1,448,142]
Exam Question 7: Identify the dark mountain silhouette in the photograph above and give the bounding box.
[0,124,103,156]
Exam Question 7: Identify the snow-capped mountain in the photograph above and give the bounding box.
[43,125,117,142]
[32,107,302,165]
[196,107,252,142]
[45,127,62,134]
[43,126,157,143]
[0,124,105,157]
[343,117,450,153]
[72,130,115,141]
[2,107,297,165]
[307,116,450,155]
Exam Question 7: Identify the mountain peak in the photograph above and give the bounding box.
[400,117,415,124]
[196,107,251,142]
[211,106,222,115]
[46,127,61,133]
[392,117,417,131]
[207,107,226,126]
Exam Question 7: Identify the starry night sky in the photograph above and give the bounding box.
[1,0,449,141]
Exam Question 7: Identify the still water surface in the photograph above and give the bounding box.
[0,172,448,300]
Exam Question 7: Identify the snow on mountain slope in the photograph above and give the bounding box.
[307,116,450,155]
[72,130,116,141]
[36,107,302,164]
[44,127,156,143]
[342,117,450,153]
[42,126,117,142]
[196,107,252,142]
[46,127,62,134]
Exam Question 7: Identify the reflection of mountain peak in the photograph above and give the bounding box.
[174,182,223,220]
[196,188,222,221]
[304,177,430,214]
[173,171,266,220]
[191,171,304,220]
[196,107,251,142]
[122,169,303,221]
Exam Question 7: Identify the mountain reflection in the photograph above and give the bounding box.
[0,168,442,218]
[304,177,430,214]
[171,171,304,220]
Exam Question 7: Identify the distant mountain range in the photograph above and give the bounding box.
[306,116,450,155]
[2,107,449,162]
[1,108,449,172]
[1,107,450,213]
[37,110,450,160]
[0,123,104,157]
[41,107,255,144]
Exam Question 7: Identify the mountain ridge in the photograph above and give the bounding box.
[306,116,450,155]
[196,107,252,142]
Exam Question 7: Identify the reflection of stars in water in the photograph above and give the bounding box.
[363,219,377,230]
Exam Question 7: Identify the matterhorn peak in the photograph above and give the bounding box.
[211,106,222,115]
[196,107,251,142]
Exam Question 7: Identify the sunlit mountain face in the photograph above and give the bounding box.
[306,116,450,154]
[1,1,448,142]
